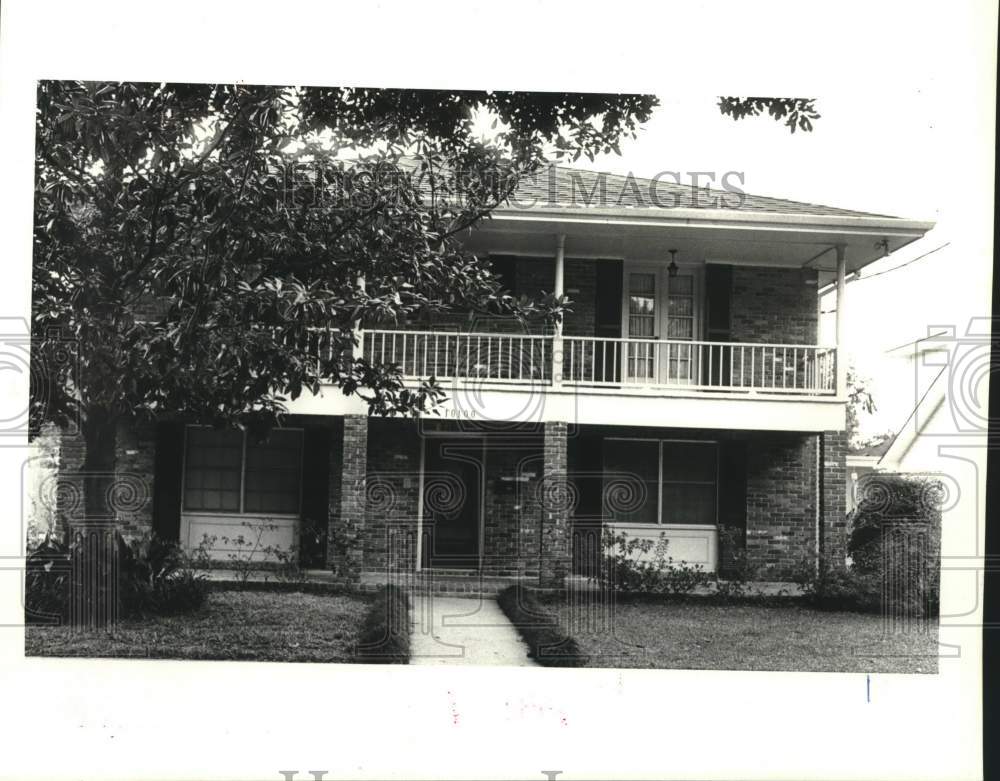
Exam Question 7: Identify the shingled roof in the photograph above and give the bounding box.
[501,164,897,219]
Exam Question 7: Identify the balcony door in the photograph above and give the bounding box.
[623,266,699,385]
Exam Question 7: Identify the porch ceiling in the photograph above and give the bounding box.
[464,208,935,285]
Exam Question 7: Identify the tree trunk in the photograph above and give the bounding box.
[69,409,120,628]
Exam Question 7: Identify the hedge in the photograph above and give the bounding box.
[354,585,411,664]
[497,585,588,667]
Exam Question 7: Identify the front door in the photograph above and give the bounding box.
[421,437,484,569]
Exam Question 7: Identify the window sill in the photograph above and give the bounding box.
[603,522,718,531]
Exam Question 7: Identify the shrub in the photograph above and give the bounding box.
[25,532,211,623]
[271,544,309,585]
[497,585,588,667]
[849,472,943,617]
[713,525,761,601]
[354,585,410,664]
[789,473,942,618]
[216,519,303,588]
[25,535,72,625]
[792,555,882,612]
[118,533,210,617]
[598,529,710,595]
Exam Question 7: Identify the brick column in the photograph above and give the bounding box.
[539,421,570,588]
[53,420,155,539]
[113,420,156,538]
[328,414,368,582]
[820,427,849,570]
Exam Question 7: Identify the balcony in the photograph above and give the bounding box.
[360,329,837,397]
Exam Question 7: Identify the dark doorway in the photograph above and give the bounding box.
[422,437,484,569]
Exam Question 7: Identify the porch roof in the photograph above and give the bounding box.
[466,165,936,285]
[501,165,898,218]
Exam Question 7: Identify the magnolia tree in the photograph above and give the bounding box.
[33,85,663,517]
[31,84,815,563]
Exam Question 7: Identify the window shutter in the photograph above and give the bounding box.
[152,422,185,543]
[717,439,748,577]
[705,264,732,340]
[705,264,733,385]
[299,425,332,567]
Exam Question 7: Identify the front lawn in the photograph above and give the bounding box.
[25,589,371,663]
[553,600,939,673]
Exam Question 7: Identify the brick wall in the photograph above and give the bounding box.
[730,266,819,345]
[113,420,156,537]
[540,421,571,586]
[54,427,84,535]
[328,414,368,580]
[363,417,421,576]
[821,424,849,568]
[745,433,818,580]
[51,420,156,540]
[484,439,544,577]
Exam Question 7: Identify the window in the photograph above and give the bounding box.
[660,440,716,525]
[602,439,717,525]
[602,439,659,524]
[627,272,656,337]
[244,429,303,514]
[183,426,303,515]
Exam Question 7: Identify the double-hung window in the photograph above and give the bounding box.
[183,426,303,516]
[602,438,717,526]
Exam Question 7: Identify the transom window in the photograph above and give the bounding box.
[602,438,717,525]
[183,426,303,515]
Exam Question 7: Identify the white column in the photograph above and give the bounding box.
[835,245,847,397]
[353,274,366,360]
[552,235,566,384]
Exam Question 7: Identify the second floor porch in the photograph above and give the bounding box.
[287,195,934,431]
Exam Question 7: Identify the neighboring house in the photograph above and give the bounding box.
[878,333,953,473]
[53,165,936,584]
[846,439,892,513]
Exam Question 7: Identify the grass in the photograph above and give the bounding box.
[551,598,939,673]
[25,589,371,663]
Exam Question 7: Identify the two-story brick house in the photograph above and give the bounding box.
[57,165,935,586]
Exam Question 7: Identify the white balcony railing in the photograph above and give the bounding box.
[361,329,551,383]
[359,330,837,396]
[561,336,837,395]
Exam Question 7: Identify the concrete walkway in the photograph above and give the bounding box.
[409,594,537,666]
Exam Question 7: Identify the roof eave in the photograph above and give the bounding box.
[491,205,936,236]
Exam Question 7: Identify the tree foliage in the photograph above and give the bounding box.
[846,365,884,451]
[718,97,820,133]
[32,84,658,440]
